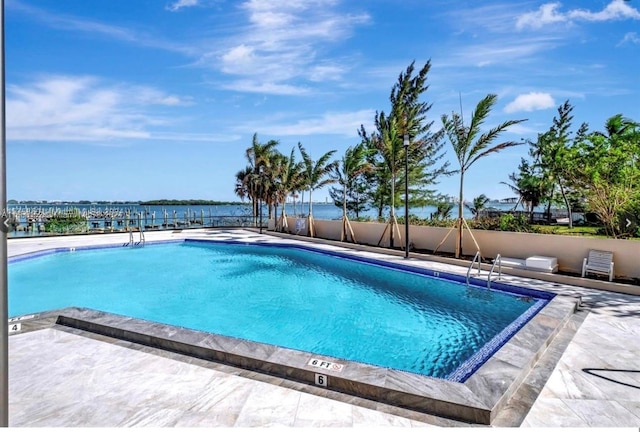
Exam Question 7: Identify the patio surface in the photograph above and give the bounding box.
[7,229,640,427]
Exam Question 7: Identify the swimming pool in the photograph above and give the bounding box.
[8,239,552,381]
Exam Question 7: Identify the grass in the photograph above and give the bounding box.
[532,224,640,240]
[533,225,602,236]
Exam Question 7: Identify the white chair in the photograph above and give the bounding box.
[581,250,614,282]
[294,218,306,235]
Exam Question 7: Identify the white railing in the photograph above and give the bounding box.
[466,251,482,287]
[488,254,502,289]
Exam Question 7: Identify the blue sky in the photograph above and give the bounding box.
[5,0,640,203]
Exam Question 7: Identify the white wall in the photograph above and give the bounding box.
[280,217,640,280]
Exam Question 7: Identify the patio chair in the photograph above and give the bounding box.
[581,249,614,282]
[294,218,306,235]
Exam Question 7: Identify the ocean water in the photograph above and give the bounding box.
[8,201,529,221]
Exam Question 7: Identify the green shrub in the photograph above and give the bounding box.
[44,211,87,234]
[499,214,531,232]
[467,214,532,232]
[352,216,372,222]
[397,215,456,228]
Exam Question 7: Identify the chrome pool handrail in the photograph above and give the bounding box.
[466,251,481,287]
[488,254,502,289]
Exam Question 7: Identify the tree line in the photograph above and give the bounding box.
[235,59,640,249]
[504,102,639,238]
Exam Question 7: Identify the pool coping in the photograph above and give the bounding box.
[8,238,579,425]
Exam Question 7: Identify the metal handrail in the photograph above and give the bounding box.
[466,251,482,286]
[133,213,145,247]
[487,254,502,289]
[7,213,258,238]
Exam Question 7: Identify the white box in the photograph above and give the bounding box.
[526,255,558,272]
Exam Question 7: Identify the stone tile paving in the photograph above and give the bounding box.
[8,229,640,427]
[8,327,440,427]
[522,309,640,428]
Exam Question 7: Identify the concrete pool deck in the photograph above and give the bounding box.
[7,229,640,427]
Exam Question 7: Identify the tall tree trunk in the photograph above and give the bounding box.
[308,189,314,237]
[558,181,573,229]
[252,196,257,224]
[456,171,464,258]
[529,202,534,224]
[279,201,287,232]
[342,186,348,241]
[545,184,555,223]
[390,172,395,248]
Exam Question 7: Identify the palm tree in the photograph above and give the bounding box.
[464,194,490,219]
[501,157,549,223]
[432,199,454,221]
[442,94,526,258]
[596,113,639,139]
[234,166,252,202]
[298,142,337,237]
[330,143,374,242]
[271,148,304,232]
[245,133,279,223]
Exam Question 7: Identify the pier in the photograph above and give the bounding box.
[5,206,259,237]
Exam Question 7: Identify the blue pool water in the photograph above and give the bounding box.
[9,241,549,379]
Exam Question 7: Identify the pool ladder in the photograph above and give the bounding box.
[124,229,145,247]
[466,251,502,289]
[123,212,145,247]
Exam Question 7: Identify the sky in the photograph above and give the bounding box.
[4,0,640,203]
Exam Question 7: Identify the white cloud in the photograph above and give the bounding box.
[308,64,347,82]
[166,0,199,12]
[220,45,255,73]
[504,92,556,113]
[130,86,193,106]
[517,0,640,30]
[619,31,640,45]
[7,75,192,143]
[568,0,640,22]
[444,37,561,67]
[204,0,370,95]
[500,123,540,136]
[10,1,197,56]
[449,3,530,34]
[147,132,241,142]
[12,0,368,96]
[240,109,375,137]
[222,80,310,96]
[516,3,567,29]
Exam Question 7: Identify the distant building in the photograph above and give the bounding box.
[500,197,519,204]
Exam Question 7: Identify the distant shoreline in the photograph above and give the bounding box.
[8,200,245,206]
[139,200,243,206]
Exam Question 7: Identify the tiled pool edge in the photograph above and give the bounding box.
[10,296,578,425]
[10,239,557,383]
[467,295,577,423]
[7,239,183,264]
[8,236,580,425]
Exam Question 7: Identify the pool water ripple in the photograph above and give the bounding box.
[9,241,548,379]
